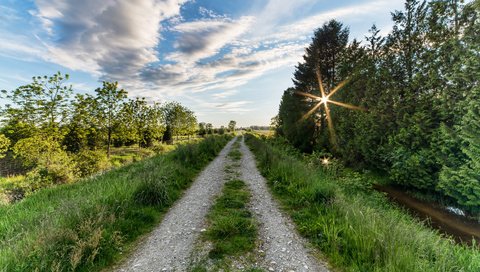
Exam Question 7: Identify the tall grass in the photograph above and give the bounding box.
[245,134,479,272]
[0,135,232,271]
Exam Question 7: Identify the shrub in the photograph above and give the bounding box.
[13,135,77,184]
[74,150,111,177]
[152,142,176,154]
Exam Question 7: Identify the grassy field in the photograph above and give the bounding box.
[245,134,479,272]
[0,135,231,271]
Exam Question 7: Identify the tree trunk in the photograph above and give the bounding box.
[107,129,111,158]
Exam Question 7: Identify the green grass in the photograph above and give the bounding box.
[204,179,257,259]
[0,135,232,271]
[226,136,242,162]
[227,147,242,161]
[245,133,480,272]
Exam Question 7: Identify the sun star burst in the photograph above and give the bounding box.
[295,68,366,149]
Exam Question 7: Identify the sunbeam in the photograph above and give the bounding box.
[296,68,365,148]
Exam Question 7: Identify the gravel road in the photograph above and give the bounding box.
[117,136,328,272]
[239,138,329,272]
[117,137,236,272]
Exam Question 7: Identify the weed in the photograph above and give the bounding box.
[133,174,170,207]
[204,179,257,259]
[227,149,242,161]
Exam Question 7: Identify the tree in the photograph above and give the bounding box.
[228,120,236,132]
[122,98,165,147]
[206,123,213,134]
[277,88,316,153]
[218,126,225,135]
[438,3,480,212]
[438,89,480,211]
[280,20,350,153]
[63,94,100,152]
[293,19,349,91]
[198,122,207,137]
[161,101,197,143]
[95,81,127,157]
[1,72,73,138]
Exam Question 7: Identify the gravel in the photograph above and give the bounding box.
[239,138,329,272]
[116,135,329,272]
[116,137,236,272]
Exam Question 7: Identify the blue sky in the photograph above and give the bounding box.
[0,0,404,127]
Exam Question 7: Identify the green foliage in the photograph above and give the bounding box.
[228,120,236,132]
[198,122,207,136]
[276,88,316,153]
[245,134,479,272]
[73,150,110,178]
[438,43,480,212]
[0,135,231,271]
[95,81,127,157]
[0,134,10,159]
[162,101,198,141]
[13,135,76,184]
[272,0,480,211]
[1,72,72,135]
[121,98,165,148]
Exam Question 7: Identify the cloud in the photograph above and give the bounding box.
[259,0,401,43]
[33,0,189,81]
[1,0,401,115]
[167,16,254,63]
[0,32,45,62]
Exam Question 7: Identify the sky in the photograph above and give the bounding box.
[0,0,405,127]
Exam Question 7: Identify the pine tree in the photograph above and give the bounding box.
[438,3,480,211]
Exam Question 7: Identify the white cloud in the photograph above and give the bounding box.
[167,16,254,63]
[0,0,401,119]
[32,0,189,82]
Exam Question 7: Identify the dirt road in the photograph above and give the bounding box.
[117,136,328,271]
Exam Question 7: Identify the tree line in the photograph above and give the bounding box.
[0,73,198,188]
[275,0,479,213]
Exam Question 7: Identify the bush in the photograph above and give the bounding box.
[13,135,77,184]
[74,150,111,177]
[152,142,176,154]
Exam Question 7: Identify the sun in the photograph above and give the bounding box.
[319,95,328,104]
[295,67,366,149]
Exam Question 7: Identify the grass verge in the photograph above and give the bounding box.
[245,133,479,272]
[0,135,232,272]
[204,179,256,259]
